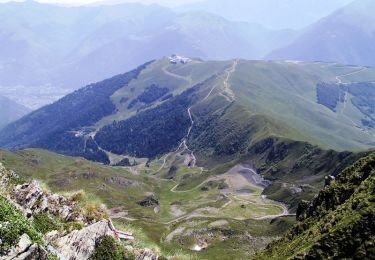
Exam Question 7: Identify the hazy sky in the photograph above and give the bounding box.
[0,0,202,7]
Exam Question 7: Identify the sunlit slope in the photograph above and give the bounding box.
[230,60,375,150]
[0,58,374,164]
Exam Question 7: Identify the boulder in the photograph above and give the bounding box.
[54,220,114,260]
[137,196,159,207]
[1,234,47,260]
[135,248,159,260]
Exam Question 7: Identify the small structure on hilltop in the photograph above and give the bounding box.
[169,54,191,64]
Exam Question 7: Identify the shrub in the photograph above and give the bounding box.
[63,221,84,232]
[0,196,42,252]
[32,213,61,234]
[67,190,86,202]
[84,202,109,222]
[90,236,134,260]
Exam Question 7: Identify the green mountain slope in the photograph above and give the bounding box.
[0,144,369,259]
[0,58,374,165]
[257,152,375,259]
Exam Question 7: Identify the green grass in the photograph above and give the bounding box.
[0,148,296,258]
[231,60,375,151]
[32,213,62,234]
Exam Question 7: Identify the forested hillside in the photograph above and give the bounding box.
[1,58,375,164]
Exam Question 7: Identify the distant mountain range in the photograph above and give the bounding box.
[0,95,30,130]
[0,0,295,90]
[1,57,374,164]
[267,0,375,67]
[177,0,353,29]
[1,0,374,112]
[3,0,373,92]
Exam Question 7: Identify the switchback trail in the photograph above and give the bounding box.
[335,67,366,84]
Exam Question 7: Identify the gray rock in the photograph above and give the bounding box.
[12,244,48,260]
[11,181,85,222]
[0,234,47,260]
[135,249,159,260]
[0,163,11,189]
[54,220,114,260]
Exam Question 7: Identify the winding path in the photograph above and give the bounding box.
[335,68,366,84]
[162,66,192,85]
[116,60,292,225]
[334,68,375,136]
[221,60,238,102]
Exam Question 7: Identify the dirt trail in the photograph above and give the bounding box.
[221,60,238,102]
[334,68,375,135]
[162,66,192,85]
[335,68,366,84]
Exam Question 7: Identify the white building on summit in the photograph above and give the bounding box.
[169,55,191,64]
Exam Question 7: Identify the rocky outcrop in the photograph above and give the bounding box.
[11,181,85,222]
[0,234,47,260]
[53,220,114,260]
[0,162,160,260]
[0,163,18,190]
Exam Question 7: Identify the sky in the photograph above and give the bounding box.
[0,0,202,7]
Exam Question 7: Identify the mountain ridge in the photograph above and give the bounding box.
[0,95,30,130]
[267,0,375,67]
[0,58,374,166]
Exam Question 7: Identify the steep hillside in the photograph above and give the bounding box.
[257,152,375,259]
[1,58,375,165]
[267,0,375,67]
[0,95,30,130]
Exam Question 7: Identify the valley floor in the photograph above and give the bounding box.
[0,148,295,259]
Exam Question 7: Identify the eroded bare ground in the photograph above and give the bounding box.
[106,158,292,255]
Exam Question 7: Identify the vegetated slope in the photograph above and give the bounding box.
[0,58,375,165]
[0,95,30,130]
[242,137,369,212]
[267,0,375,67]
[0,61,152,163]
[95,85,198,158]
[257,152,375,259]
[0,148,294,259]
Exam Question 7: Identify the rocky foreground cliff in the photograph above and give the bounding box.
[0,162,159,260]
